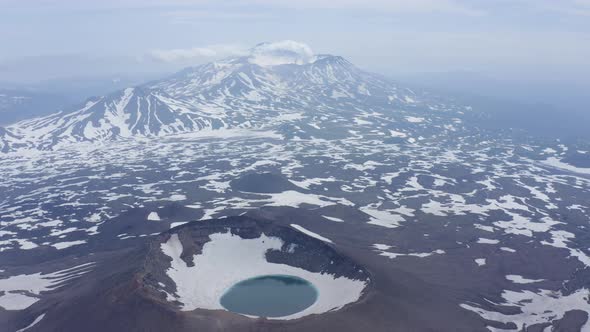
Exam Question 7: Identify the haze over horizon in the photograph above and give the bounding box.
[1,1,589,76]
[0,1,588,122]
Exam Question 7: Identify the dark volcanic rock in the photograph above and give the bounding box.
[230,172,301,193]
[550,310,589,331]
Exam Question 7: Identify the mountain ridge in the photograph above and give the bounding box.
[2,50,425,152]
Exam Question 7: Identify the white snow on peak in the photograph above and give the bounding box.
[249,40,316,67]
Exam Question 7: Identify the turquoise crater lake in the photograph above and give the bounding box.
[220,275,318,317]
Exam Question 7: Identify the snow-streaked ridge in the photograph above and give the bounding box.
[3,44,420,152]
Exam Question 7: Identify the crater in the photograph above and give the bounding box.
[147,216,370,320]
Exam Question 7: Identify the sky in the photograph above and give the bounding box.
[0,0,589,102]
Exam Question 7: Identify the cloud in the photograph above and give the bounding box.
[148,40,317,65]
[148,44,248,63]
[249,41,316,66]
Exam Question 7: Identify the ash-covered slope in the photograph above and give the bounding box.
[4,42,431,151]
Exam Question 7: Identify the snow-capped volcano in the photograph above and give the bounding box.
[3,41,427,151]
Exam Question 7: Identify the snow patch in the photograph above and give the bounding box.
[16,313,45,332]
[148,212,161,221]
[475,258,486,266]
[51,240,86,250]
[405,116,424,123]
[0,262,94,310]
[290,224,333,244]
[322,215,344,223]
[461,288,590,331]
[542,157,590,175]
[477,238,499,244]
[361,204,404,228]
[506,274,544,284]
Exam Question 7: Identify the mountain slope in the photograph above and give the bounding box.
[0,126,22,153]
[9,88,224,150]
[4,45,431,152]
